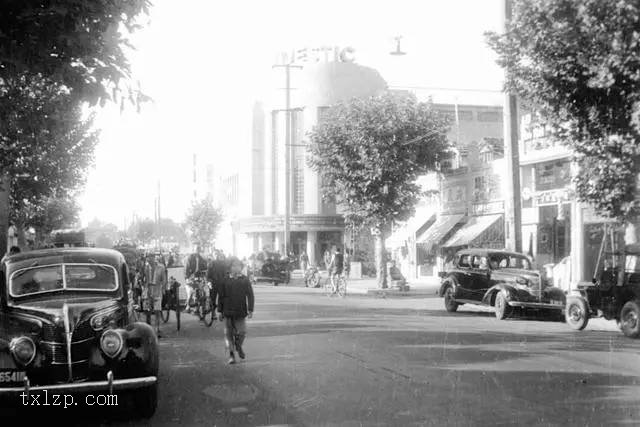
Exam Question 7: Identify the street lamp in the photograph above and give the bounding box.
[390,36,406,56]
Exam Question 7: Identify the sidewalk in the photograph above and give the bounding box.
[347,276,441,297]
[286,271,442,297]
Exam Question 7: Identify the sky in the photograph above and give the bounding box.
[78,0,505,229]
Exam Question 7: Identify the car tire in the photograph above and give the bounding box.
[565,297,589,330]
[133,383,158,419]
[494,292,512,320]
[443,284,458,312]
[620,300,640,338]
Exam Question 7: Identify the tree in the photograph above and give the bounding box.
[184,197,224,251]
[3,80,99,233]
[158,218,189,246]
[487,0,640,225]
[129,218,156,246]
[308,91,450,288]
[12,194,81,248]
[0,0,151,107]
[0,1,150,254]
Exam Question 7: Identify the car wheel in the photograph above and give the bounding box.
[620,300,640,338]
[133,383,158,419]
[565,297,589,330]
[494,292,512,320]
[443,285,458,312]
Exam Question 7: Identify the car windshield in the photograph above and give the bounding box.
[488,254,532,270]
[10,263,118,297]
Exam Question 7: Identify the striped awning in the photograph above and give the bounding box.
[416,214,465,252]
[386,211,436,249]
[442,214,503,248]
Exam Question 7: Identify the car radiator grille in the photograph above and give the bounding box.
[40,321,96,381]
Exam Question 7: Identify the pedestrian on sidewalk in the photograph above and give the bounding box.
[217,257,254,365]
[300,251,309,271]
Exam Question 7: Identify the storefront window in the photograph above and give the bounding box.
[535,160,571,191]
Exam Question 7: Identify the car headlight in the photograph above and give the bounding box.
[10,336,36,366]
[100,330,123,358]
[91,310,118,331]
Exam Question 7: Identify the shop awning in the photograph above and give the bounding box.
[442,214,503,248]
[416,214,465,252]
[386,211,436,249]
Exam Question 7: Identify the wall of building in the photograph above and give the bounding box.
[235,60,387,262]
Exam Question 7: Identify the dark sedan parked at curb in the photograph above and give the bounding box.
[0,248,158,417]
[438,249,566,319]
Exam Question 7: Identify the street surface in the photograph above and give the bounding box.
[17,286,640,426]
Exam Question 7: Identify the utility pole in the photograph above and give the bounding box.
[273,59,302,257]
[503,0,522,252]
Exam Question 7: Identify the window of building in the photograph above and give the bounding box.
[317,106,330,124]
[458,110,473,121]
[480,146,493,163]
[477,111,502,122]
[535,160,571,191]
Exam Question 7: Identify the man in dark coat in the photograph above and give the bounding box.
[217,257,254,364]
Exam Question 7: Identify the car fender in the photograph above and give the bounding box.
[93,322,159,378]
[544,286,567,304]
[482,283,517,306]
[439,275,459,297]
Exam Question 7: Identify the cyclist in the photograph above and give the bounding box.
[185,247,208,312]
[328,247,344,294]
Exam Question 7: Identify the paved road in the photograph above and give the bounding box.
[18,286,640,426]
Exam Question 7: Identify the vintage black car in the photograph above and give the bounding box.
[438,249,566,319]
[250,258,292,286]
[0,248,158,416]
[566,242,640,338]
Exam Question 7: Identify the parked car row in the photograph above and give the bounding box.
[438,246,640,339]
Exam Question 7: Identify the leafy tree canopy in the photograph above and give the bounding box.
[308,91,449,288]
[487,0,640,221]
[0,0,151,107]
[184,197,224,250]
[307,91,450,230]
[2,79,98,221]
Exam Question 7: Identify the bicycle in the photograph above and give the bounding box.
[324,272,347,297]
[160,277,181,331]
[304,267,320,288]
[186,277,215,327]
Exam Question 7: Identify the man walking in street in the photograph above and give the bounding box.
[217,257,254,365]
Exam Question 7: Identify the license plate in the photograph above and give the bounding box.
[550,300,563,306]
[0,371,25,383]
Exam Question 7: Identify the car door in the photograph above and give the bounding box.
[467,255,492,301]
[455,254,473,299]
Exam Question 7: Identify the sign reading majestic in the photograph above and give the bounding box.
[277,46,356,65]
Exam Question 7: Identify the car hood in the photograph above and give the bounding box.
[492,268,542,287]
[8,297,120,326]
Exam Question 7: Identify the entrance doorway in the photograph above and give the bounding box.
[290,231,307,258]
[537,204,571,265]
